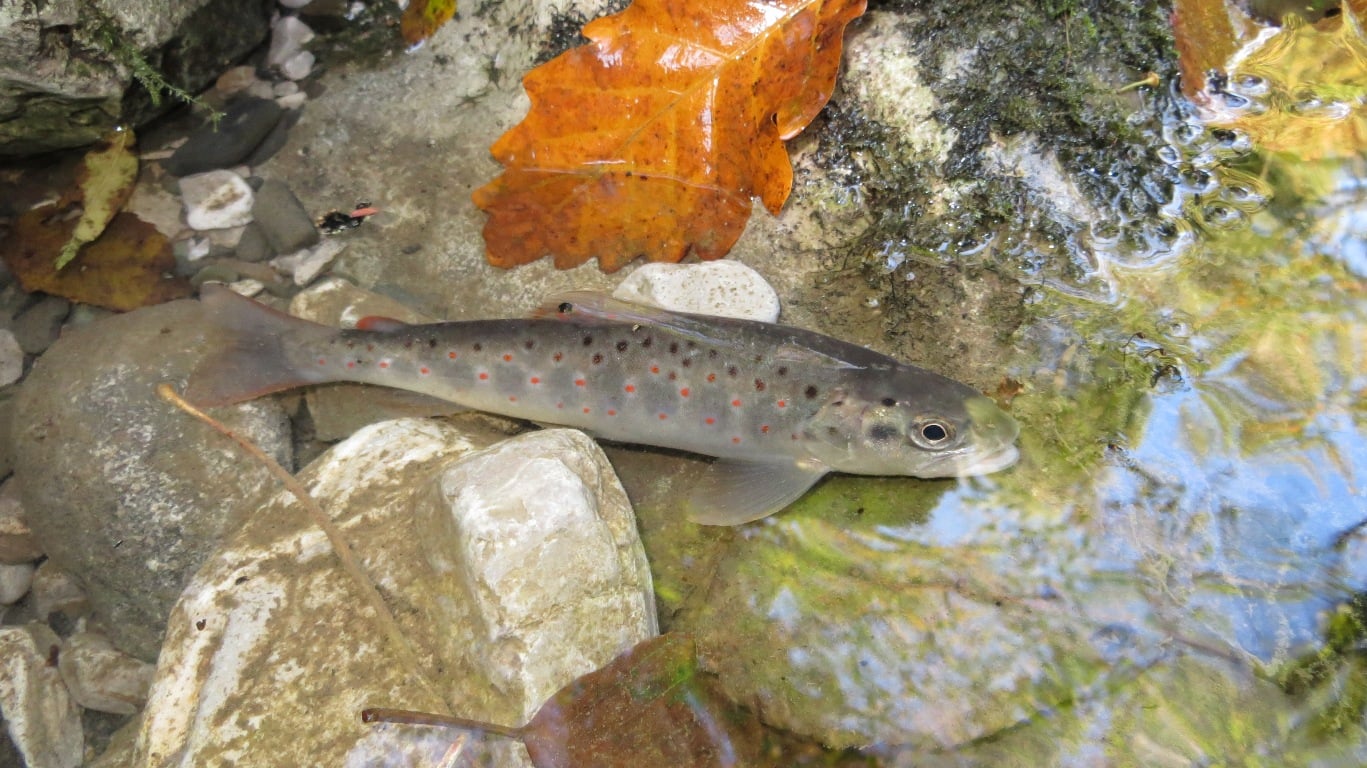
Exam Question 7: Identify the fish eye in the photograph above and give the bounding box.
[910,419,954,449]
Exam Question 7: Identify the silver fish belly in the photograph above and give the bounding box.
[187,287,1019,524]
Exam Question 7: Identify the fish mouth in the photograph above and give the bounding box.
[958,443,1020,475]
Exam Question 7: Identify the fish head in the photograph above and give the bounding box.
[802,372,1020,478]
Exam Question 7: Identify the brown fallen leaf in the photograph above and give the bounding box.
[3,208,190,311]
[472,0,868,272]
[366,634,765,767]
[400,0,457,47]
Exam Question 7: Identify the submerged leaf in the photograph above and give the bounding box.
[472,0,868,272]
[400,0,457,47]
[3,209,190,311]
[57,128,139,270]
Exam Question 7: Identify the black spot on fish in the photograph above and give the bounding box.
[366,344,375,352]
[882,397,896,406]
[642,336,653,348]
[473,343,483,352]
[868,423,899,442]
[682,359,692,368]
[616,341,629,352]
[668,371,677,380]
[708,349,718,359]
[831,400,844,407]
[428,338,437,348]
[727,366,738,377]
[583,335,594,346]
[777,366,788,376]
[754,378,766,391]
[754,354,763,363]
[805,385,818,399]
[524,339,535,350]
[403,339,413,349]
[669,342,679,354]
[592,353,604,364]
[686,340,697,349]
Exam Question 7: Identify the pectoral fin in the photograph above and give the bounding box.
[687,459,829,525]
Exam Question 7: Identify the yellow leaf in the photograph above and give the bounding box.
[57,127,139,270]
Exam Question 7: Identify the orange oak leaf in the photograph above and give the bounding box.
[472,0,868,272]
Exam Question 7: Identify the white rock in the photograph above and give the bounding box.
[58,627,156,715]
[272,239,347,285]
[244,79,276,101]
[0,624,83,768]
[280,49,315,81]
[0,478,43,565]
[613,261,782,322]
[0,562,35,604]
[133,420,655,767]
[273,80,299,97]
[275,91,308,110]
[181,236,211,262]
[179,171,255,231]
[30,562,87,622]
[267,16,315,68]
[0,328,22,387]
[279,0,315,11]
[226,278,265,297]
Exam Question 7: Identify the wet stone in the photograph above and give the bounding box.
[0,562,34,604]
[241,109,300,168]
[11,295,70,355]
[57,627,155,716]
[163,99,285,177]
[266,16,315,69]
[232,222,275,263]
[0,329,22,387]
[190,265,241,289]
[0,479,42,566]
[30,563,87,625]
[179,171,255,231]
[0,623,83,768]
[252,180,319,254]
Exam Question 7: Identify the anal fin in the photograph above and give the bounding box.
[687,459,829,525]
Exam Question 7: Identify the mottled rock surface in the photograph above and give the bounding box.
[9,299,291,659]
[0,623,82,768]
[133,420,656,767]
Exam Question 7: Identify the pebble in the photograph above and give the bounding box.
[274,80,299,97]
[280,50,315,81]
[11,295,71,355]
[267,16,315,69]
[232,222,274,263]
[276,91,308,110]
[206,225,246,250]
[190,265,240,289]
[0,624,83,768]
[0,479,42,565]
[179,170,255,231]
[30,563,87,623]
[57,627,156,715]
[613,261,782,322]
[0,329,22,387]
[273,239,346,286]
[0,398,13,479]
[227,278,265,297]
[252,179,319,254]
[242,109,299,167]
[0,562,34,604]
[163,98,284,177]
[214,66,258,97]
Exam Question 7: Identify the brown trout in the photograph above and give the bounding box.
[186,286,1019,524]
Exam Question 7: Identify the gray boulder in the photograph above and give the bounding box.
[0,0,272,156]
[9,299,292,660]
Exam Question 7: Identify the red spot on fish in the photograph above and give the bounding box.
[317,357,326,365]
[731,399,742,407]
[792,433,800,440]
[419,366,430,375]
[608,409,617,416]
[509,396,517,402]
[478,372,489,380]
[557,402,564,409]
[705,416,716,425]
[761,424,770,434]
[553,352,563,362]
[651,366,660,374]
[378,360,390,369]
[575,379,586,387]
[448,351,458,359]
[583,407,591,414]
[732,436,741,444]
[503,354,513,362]
[346,361,356,369]
[624,384,636,393]
[680,387,690,397]
[530,377,541,385]
[658,413,667,420]
[777,400,787,408]
[707,373,717,382]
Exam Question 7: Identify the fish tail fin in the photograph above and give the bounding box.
[184,285,337,406]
